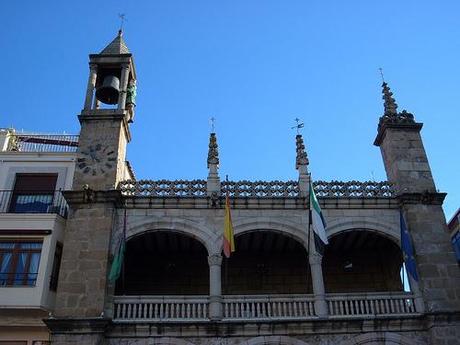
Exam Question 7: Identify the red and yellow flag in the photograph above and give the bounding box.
[223,193,235,258]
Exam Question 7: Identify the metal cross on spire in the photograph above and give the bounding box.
[118,13,127,32]
[379,67,385,83]
[210,117,216,133]
[291,118,304,135]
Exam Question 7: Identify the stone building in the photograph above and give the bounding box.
[41,32,460,344]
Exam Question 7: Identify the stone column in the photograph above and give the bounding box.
[118,64,130,110]
[308,252,328,317]
[84,64,98,110]
[208,254,223,320]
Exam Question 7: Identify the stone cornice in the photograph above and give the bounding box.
[107,314,427,337]
[374,121,423,146]
[63,190,123,207]
[78,110,131,143]
[398,192,447,206]
[44,317,110,333]
[122,195,399,210]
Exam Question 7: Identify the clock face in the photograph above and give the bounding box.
[76,143,116,176]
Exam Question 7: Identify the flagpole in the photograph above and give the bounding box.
[122,208,126,295]
[224,174,229,292]
[306,177,312,294]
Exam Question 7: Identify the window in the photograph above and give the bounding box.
[0,241,42,286]
[49,242,63,291]
[9,174,57,213]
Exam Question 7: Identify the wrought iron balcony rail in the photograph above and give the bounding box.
[7,134,79,153]
[119,179,395,198]
[0,190,68,218]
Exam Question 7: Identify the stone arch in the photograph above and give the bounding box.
[127,217,215,255]
[341,332,425,345]
[214,217,309,253]
[326,218,400,246]
[150,338,198,345]
[239,336,310,345]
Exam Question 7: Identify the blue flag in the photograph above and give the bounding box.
[400,211,419,282]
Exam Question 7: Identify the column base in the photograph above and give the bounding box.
[209,295,223,320]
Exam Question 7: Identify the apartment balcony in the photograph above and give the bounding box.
[0,190,68,218]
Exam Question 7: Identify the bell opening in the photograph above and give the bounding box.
[96,75,120,105]
[95,68,121,105]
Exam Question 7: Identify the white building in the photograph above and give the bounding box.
[0,129,77,345]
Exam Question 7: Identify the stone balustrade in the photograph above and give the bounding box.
[326,292,418,317]
[113,295,209,321]
[112,292,418,322]
[118,180,395,198]
[222,294,316,320]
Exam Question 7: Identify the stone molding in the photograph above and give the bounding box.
[341,332,425,345]
[78,110,132,143]
[63,189,123,207]
[374,121,423,146]
[208,254,223,266]
[398,192,447,206]
[326,218,400,245]
[43,317,110,333]
[126,217,215,254]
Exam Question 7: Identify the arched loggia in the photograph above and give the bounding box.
[323,230,403,293]
[222,231,312,294]
[115,231,209,295]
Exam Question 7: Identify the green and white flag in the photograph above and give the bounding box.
[109,209,127,283]
[309,181,328,254]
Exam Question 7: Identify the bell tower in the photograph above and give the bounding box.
[47,31,138,342]
[74,29,137,190]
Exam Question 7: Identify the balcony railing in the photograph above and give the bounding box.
[113,296,209,322]
[7,134,79,153]
[0,190,68,218]
[112,292,419,322]
[326,292,417,317]
[222,294,316,320]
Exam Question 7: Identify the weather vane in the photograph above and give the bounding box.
[291,117,304,135]
[119,13,127,32]
[210,117,216,133]
[379,67,385,83]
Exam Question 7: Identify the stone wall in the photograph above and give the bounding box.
[55,200,115,317]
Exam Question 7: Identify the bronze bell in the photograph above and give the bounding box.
[96,75,120,104]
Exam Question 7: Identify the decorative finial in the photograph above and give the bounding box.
[291,118,304,135]
[207,133,219,168]
[295,134,309,169]
[118,13,126,34]
[382,82,398,116]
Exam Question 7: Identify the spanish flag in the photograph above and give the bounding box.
[223,192,235,258]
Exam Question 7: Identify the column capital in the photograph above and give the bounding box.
[308,252,323,265]
[208,254,223,266]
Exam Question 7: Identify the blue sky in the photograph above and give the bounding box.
[2,1,459,218]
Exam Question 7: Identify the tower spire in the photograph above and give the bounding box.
[295,134,309,171]
[382,82,398,117]
[206,131,220,198]
[207,132,219,169]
